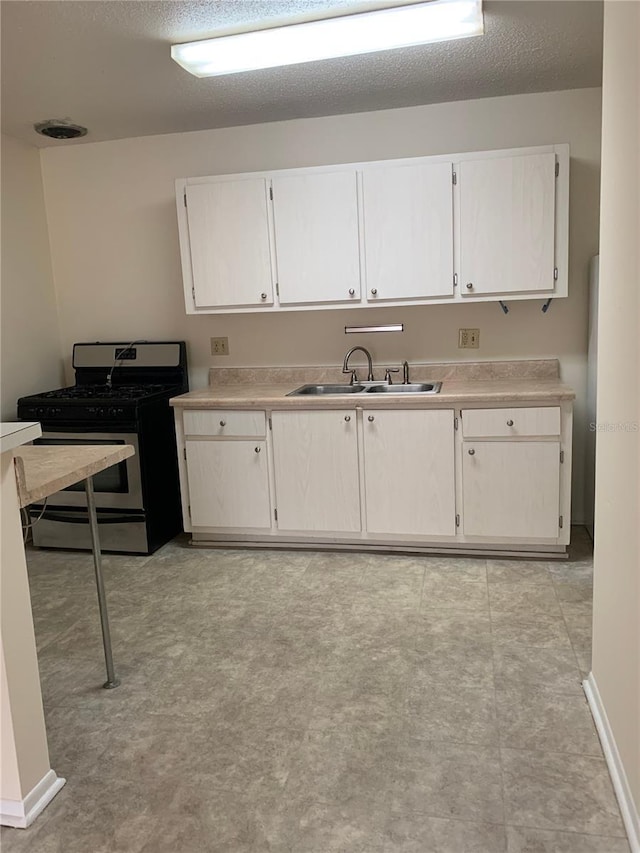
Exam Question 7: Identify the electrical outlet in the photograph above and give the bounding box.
[458,328,480,349]
[210,336,229,356]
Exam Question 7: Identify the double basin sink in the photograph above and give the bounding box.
[288,382,442,396]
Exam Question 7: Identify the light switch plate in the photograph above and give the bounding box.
[458,328,480,349]
[211,336,229,355]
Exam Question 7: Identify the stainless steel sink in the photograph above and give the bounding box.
[287,381,442,396]
[286,383,366,396]
[365,382,442,394]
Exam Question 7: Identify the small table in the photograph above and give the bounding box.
[13,444,135,689]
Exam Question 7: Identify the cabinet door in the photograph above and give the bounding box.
[186,440,271,529]
[271,411,361,532]
[272,171,361,305]
[362,162,454,301]
[462,441,560,539]
[363,410,456,536]
[185,179,274,308]
[459,153,556,296]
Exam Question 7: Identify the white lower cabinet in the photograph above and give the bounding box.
[362,409,456,536]
[271,410,361,532]
[177,401,569,551]
[462,440,561,539]
[185,439,271,529]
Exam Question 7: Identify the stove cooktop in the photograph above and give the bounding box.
[34,384,177,403]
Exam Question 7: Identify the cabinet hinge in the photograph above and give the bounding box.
[183,448,187,460]
[554,267,559,281]
[455,514,460,528]
[555,161,559,178]
[560,449,564,464]
[187,504,191,515]
[453,273,458,287]
[454,416,459,431]
[269,186,273,201]
[452,170,457,185]
[268,416,272,431]
[274,508,278,521]
[559,515,564,529]
[191,285,196,300]
[183,191,187,207]
[275,283,279,297]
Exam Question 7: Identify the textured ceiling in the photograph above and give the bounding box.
[0,0,603,147]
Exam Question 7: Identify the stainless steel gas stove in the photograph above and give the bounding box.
[18,341,188,554]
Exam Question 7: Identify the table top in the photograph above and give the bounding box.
[13,445,135,508]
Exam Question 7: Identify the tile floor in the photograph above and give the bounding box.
[1,527,630,853]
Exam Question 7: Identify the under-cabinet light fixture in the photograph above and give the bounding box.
[345,324,404,334]
[171,0,484,78]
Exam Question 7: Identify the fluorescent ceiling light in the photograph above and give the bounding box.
[171,0,484,78]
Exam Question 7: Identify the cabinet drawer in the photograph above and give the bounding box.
[462,407,561,438]
[183,410,266,437]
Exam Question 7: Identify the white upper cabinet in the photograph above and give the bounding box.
[176,144,568,313]
[183,178,274,308]
[458,152,557,297]
[362,162,454,301]
[272,170,361,305]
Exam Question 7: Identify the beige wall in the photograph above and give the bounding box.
[0,135,64,420]
[592,0,640,821]
[39,87,602,521]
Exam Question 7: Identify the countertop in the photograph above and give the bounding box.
[13,445,135,508]
[1,422,42,454]
[170,360,575,410]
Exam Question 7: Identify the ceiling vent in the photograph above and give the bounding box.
[34,119,87,140]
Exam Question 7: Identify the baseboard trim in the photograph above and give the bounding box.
[0,769,66,829]
[584,673,640,853]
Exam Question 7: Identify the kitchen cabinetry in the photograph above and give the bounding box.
[272,171,361,305]
[176,143,569,314]
[271,410,361,532]
[362,409,456,536]
[174,396,571,556]
[362,162,454,301]
[181,178,274,309]
[182,410,271,529]
[461,406,562,539]
[458,153,557,297]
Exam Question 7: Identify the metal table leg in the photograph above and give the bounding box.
[85,476,120,689]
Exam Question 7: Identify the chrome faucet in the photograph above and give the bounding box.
[402,361,410,384]
[342,346,374,384]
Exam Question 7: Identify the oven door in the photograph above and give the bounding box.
[34,431,143,510]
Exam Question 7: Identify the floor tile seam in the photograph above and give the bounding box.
[555,589,591,673]
[488,604,510,829]
[496,735,607,759]
[489,639,585,666]
[503,820,629,839]
[385,810,508,830]
[498,744,611,762]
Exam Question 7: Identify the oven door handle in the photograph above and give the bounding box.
[37,510,145,525]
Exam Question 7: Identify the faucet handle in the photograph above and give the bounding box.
[343,368,358,385]
[384,367,400,385]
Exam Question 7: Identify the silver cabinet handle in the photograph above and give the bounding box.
[260,292,268,300]
[371,289,378,296]
[506,419,514,427]
[348,289,355,296]
[368,415,375,422]
[344,415,351,422]
[219,420,226,427]
[466,282,474,290]
[468,448,475,455]
[254,446,261,453]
